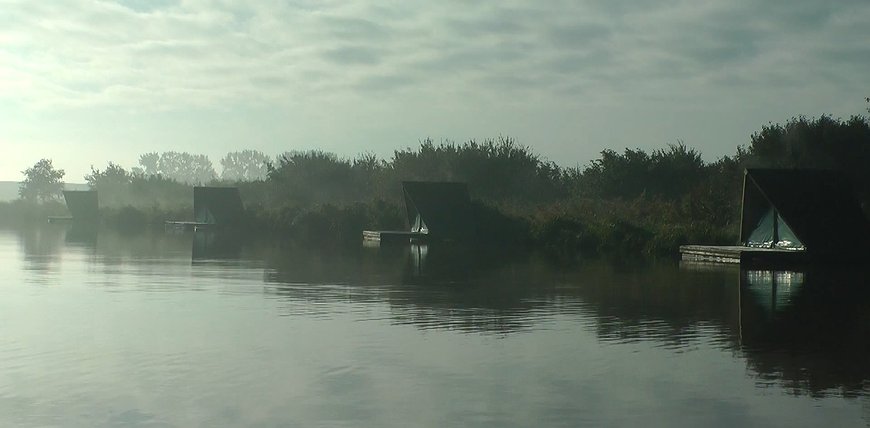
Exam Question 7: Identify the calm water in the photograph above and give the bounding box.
[1,226,869,427]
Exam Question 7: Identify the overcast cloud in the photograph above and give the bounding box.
[1,0,868,180]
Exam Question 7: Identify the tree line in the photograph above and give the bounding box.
[8,112,870,256]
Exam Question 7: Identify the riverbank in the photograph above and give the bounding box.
[0,196,734,258]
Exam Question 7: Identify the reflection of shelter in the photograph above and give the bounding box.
[192,231,242,261]
[364,181,473,244]
[741,270,805,314]
[166,187,243,232]
[65,222,99,247]
[738,268,870,397]
[681,169,870,265]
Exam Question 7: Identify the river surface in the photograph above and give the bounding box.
[1,226,869,427]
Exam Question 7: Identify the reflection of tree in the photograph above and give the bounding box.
[568,264,870,398]
[64,222,99,248]
[89,228,192,263]
[192,231,243,261]
[14,226,866,398]
[262,248,870,398]
[261,243,548,334]
[260,244,743,337]
[16,226,64,254]
[387,244,553,333]
[739,268,870,397]
[14,226,65,275]
[552,263,742,346]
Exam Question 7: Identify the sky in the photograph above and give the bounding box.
[1,0,869,182]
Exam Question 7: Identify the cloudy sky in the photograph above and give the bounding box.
[1,0,868,181]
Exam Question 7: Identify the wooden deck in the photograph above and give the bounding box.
[362,230,429,244]
[679,245,810,265]
[164,221,214,232]
[47,216,74,224]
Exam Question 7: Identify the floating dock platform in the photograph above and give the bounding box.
[679,245,810,266]
[362,230,429,244]
[164,221,214,232]
[47,216,74,224]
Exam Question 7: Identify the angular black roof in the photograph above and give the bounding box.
[194,187,243,225]
[62,190,99,221]
[402,181,472,240]
[740,169,870,255]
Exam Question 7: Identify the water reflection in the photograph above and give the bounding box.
[259,242,746,341]
[16,226,65,258]
[263,244,870,398]
[14,226,66,282]
[8,226,870,401]
[192,230,243,261]
[742,270,805,314]
[261,242,561,333]
[64,222,99,249]
[739,268,870,397]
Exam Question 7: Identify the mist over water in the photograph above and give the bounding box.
[1,225,869,427]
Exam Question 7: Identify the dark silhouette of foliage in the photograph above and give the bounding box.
[86,162,131,188]
[84,162,191,211]
[579,142,705,200]
[137,152,160,176]
[580,148,652,199]
[19,159,65,203]
[268,150,360,206]
[137,151,216,184]
[745,115,870,204]
[85,162,132,206]
[12,104,870,257]
[220,150,270,182]
[391,137,566,205]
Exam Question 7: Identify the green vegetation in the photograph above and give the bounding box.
[19,159,65,203]
[3,113,869,258]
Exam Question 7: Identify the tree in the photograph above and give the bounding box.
[85,162,133,206]
[19,159,65,203]
[136,151,216,184]
[85,162,131,189]
[746,114,870,204]
[389,137,562,204]
[220,150,270,181]
[580,148,652,198]
[268,150,357,205]
[138,152,160,176]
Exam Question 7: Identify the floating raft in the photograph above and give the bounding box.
[679,245,810,265]
[47,216,74,224]
[164,221,214,232]
[362,230,429,244]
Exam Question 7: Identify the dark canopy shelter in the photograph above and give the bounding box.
[739,169,870,257]
[194,187,244,225]
[62,190,99,222]
[403,181,473,241]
